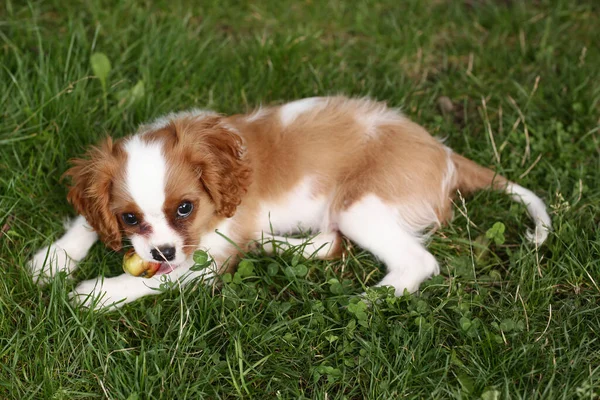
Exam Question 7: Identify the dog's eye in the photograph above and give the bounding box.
[122,213,138,226]
[177,201,194,218]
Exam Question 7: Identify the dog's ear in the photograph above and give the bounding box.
[176,116,252,218]
[63,137,122,250]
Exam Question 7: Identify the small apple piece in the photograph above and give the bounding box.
[122,249,161,278]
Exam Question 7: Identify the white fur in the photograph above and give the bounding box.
[69,219,235,309]
[279,97,325,127]
[255,178,339,262]
[28,216,98,284]
[257,177,330,234]
[124,136,166,212]
[337,195,440,295]
[70,257,199,310]
[395,202,440,234]
[124,137,187,265]
[129,212,186,265]
[506,182,551,245]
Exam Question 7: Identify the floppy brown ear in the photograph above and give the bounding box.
[63,137,122,250]
[178,116,252,217]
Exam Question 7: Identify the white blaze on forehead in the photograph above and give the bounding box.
[124,136,166,214]
[124,136,187,264]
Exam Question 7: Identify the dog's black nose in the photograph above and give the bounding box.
[151,246,176,262]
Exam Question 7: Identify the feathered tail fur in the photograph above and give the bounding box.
[451,153,551,245]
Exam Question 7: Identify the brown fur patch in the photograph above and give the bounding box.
[64,137,128,250]
[224,97,462,233]
[451,153,508,194]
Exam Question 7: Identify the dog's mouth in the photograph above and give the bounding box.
[155,262,177,276]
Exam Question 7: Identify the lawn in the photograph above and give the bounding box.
[1,0,599,398]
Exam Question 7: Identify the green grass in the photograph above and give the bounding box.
[1,0,600,398]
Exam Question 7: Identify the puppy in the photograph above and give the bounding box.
[28,96,551,309]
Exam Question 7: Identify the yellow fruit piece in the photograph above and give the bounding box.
[122,249,161,278]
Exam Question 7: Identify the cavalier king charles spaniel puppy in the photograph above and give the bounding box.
[28,96,550,309]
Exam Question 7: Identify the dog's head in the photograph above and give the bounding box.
[64,112,251,273]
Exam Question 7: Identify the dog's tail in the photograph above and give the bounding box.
[451,153,551,245]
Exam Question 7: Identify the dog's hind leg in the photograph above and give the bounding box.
[336,195,440,295]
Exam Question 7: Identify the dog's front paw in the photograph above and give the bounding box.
[28,244,78,285]
[69,278,128,311]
